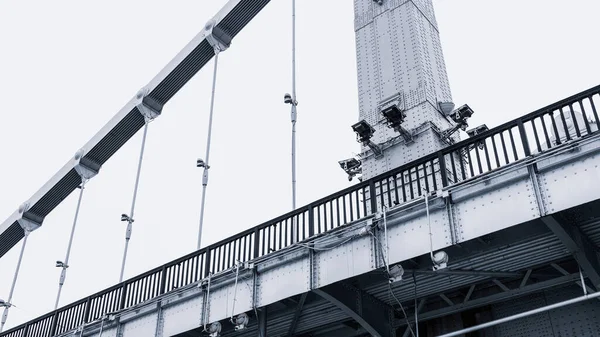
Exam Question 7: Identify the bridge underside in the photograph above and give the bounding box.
[172,200,600,337]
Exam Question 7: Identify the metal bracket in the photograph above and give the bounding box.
[73,148,100,181]
[16,202,41,234]
[135,88,163,123]
[204,19,232,54]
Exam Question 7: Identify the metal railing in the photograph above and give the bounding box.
[2,84,600,337]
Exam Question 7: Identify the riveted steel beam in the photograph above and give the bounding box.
[543,215,600,290]
[313,283,393,337]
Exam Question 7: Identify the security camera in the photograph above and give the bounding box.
[196,158,208,168]
[284,93,293,104]
[121,214,130,222]
[466,124,489,138]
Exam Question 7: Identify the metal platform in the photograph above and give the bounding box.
[3,85,600,337]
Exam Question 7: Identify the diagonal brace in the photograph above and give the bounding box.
[542,215,600,290]
[313,283,393,337]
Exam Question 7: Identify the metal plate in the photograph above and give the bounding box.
[207,278,254,323]
[386,207,451,265]
[454,177,539,242]
[315,235,374,288]
[87,326,117,337]
[121,313,157,337]
[539,148,600,214]
[546,286,600,337]
[492,293,554,337]
[257,257,309,307]
[162,296,203,336]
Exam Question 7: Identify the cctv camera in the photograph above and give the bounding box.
[284,93,293,104]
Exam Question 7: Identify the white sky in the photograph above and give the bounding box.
[1,0,599,330]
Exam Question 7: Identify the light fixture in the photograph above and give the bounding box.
[338,158,362,181]
[232,313,249,330]
[450,104,475,124]
[352,120,383,158]
[196,158,209,169]
[381,105,406,130]
[440,104,475,143]
[432,251,448,271]
[466,124,489,150]
[56,261,68,268]
[284,93,297,106]
[120,214,132,222]
[352,120,375,143]
[207,321,222,337]
[466,124,488,138]
[388,264,404,283]
[380,103,412,143]
[438,101,455,116]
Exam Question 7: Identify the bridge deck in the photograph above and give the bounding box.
[3,85,600,336]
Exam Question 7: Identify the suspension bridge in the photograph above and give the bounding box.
[2,0,600,336]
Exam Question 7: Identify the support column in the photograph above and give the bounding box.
[258,307,267,337]
[353,0,456,179]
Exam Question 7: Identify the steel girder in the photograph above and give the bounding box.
[313,283,393,337]
[542,215,600,290]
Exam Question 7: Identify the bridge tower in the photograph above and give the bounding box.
[348,0,459,181]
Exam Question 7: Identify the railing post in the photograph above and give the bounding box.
[119,282,128,310]
[518,120,531,157]
[438,152,448,188]
[308,205,315,237]
[159,266,167,295]
[369,181,377,214]
[23,323,29,337]
[253,228,260,259]
[83,297,91,323]
[203,248,212,278]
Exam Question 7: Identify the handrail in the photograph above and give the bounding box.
[2,84,600,337]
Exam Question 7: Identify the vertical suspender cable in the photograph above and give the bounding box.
[0,230,30,333]
[120,123,149,282]
[197,52,220,250]
[55,181,87,309]
[291,0,297,211]
[290,0,299,244]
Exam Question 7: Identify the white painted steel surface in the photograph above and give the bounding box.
[59,135,600,337]
[354,0,455,179]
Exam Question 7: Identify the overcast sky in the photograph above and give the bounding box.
[1,0,599,330]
